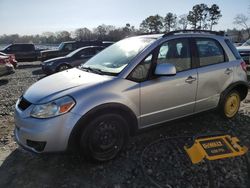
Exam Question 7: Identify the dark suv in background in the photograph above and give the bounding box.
[41,46,105,74]
[0,43,41,61]
[40,40,114,61]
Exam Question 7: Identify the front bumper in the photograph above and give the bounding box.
[14,103,81,153]
[41,63,55,75]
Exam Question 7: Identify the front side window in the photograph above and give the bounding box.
[6,45,21,51]
[196,38,225,66]
[64,44,73,51]
[157,38,191,72]
[129,54,153,82]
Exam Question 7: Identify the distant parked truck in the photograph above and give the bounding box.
[0,43,42,61]
[39,40,114,61]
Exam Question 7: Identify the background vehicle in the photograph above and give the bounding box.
[40,41,114,61]
[15,30,249,162]
[0,55,15,76]
[41,46,105,74]
[0,52,17,68]
[0,43,42,61]
[237,39,250,65]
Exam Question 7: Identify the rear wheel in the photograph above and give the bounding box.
[219,90,241,119]
[79,114,129,162]
[57,64,70,72]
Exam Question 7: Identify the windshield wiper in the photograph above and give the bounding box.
[79,66,118,76]
[79,66,104,75]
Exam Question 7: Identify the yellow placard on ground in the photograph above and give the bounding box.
[184,135,248,164]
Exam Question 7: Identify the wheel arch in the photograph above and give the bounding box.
[220,81,249,101]
[67,102,138,151]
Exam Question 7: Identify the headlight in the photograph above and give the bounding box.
[46,61,54,66]
[30,96,75,119]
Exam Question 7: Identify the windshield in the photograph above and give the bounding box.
[66,48,81,57]
[242,39,250,46]
[80,37,155,75]
[58,43,65,50]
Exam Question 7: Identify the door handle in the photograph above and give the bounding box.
[224,68,233,75]
[185,76,196,83]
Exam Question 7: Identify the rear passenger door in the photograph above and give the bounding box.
[194,38,234,112]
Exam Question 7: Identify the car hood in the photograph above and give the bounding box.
[23,68,113,104]
[41,49,59,54]
[236,46,250,52]
[43,56,70,63]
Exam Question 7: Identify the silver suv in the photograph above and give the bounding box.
[14,30,249,162]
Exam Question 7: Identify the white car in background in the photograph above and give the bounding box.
[237,39,250,65]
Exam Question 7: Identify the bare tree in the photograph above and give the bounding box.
[93,24,116,40]
[233,14,250,38]
[56,31,71,42]
[74,28,92,41]
[178,14,188,30]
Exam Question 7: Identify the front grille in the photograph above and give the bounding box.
[18,97,31,111]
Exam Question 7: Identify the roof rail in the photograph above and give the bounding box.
[163,30,225,37]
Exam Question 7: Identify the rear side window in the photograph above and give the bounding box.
[78,48,95,56]
[195,38,225,66]
[225,39,241,60]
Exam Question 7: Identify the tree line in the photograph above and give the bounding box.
[0,3,249,45]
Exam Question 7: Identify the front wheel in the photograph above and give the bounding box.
[80,114,129,162]
[219,90,241,119]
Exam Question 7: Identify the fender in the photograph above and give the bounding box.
[220,81,249,101]
[67,102,138,151]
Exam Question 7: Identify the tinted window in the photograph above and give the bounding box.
[22,44,34,51]
[8,45,22,51]
[64,44,73,51]
[225,39,241,60]
[196,39,225,66]
[95,47,104,53]
[78,48,95,56]
[157,38,191,72]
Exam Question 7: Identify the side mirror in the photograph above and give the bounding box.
[154,63,176,76]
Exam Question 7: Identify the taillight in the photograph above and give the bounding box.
[11,54,15,60]
[240,61,247,72]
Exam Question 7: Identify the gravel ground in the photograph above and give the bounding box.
[0,61,250,188]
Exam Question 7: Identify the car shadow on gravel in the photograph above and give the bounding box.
[0,112,249,188]
[17,64,41,69]
[0,79,9,86]
[32,69,44,76]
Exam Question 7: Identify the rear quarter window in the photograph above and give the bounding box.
[225,39,241,60]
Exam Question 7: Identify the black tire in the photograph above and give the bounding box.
[80,113,129,162]
[219,90,241,119]
[57,64,70,72]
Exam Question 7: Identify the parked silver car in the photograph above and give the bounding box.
[14,30,249,161]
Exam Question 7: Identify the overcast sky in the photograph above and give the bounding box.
[0,0,249,35]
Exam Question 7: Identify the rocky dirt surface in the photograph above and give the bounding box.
[0,61,249,188]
